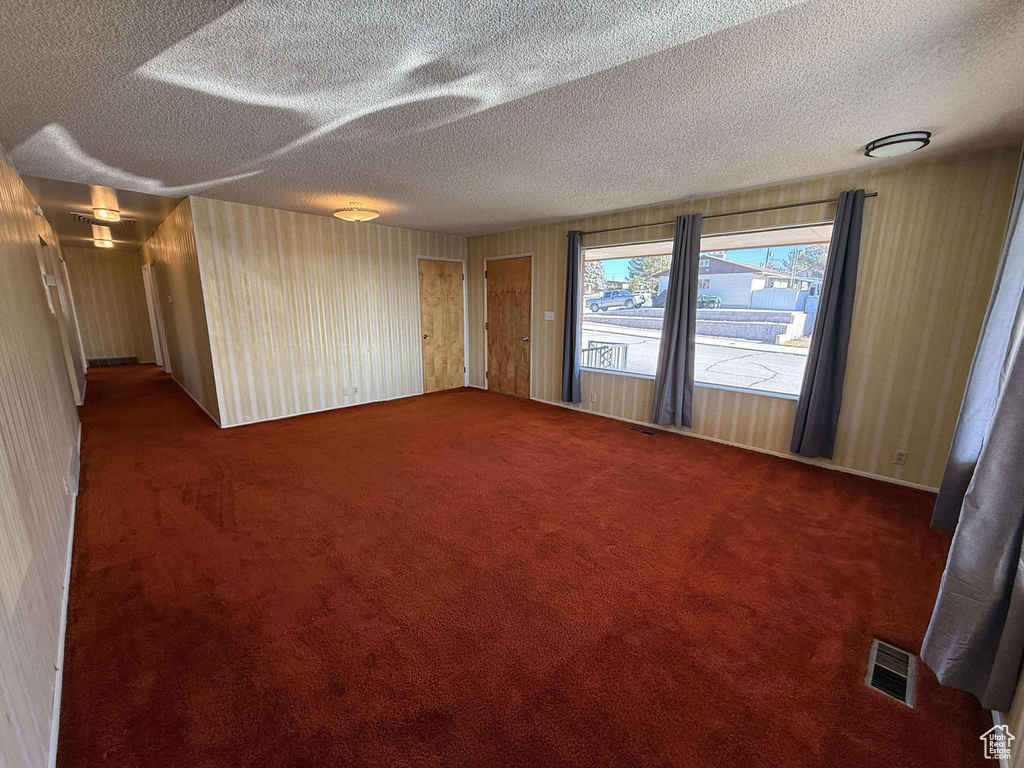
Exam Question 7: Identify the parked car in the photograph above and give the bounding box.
[652,291,722,309]
[697,294,723,309]
[588,289,646,312]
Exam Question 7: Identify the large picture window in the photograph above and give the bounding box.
[580,223,832,396]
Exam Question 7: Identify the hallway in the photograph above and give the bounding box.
[58,366,988,767]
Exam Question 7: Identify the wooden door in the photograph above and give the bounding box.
[419,259,465,392]
[486,256,531,397]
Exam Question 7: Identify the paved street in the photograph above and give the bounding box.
[582,322,808,396]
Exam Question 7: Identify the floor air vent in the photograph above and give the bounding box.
[865,638,916,707]
[626,425,656,435]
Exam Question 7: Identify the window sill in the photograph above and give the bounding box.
[695,381,799,401]
[580,367,799,401]
[581,366,653,381]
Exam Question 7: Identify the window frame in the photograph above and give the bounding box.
[579,244,669,380]
[578,224,830,399]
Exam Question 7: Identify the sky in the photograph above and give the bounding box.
[600,246,800,280]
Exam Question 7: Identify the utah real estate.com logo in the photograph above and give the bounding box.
[981,725,1015,761]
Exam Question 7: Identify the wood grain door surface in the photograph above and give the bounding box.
[486,256,531,397]
[419,259,465,393]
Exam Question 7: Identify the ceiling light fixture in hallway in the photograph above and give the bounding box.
[333,202,380,222]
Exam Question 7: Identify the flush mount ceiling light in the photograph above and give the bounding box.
[864,131,932,158]
[92,224,113,248]
[93,207,121,222]
[333,202,380,222]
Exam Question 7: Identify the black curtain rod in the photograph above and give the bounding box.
[580,192,878,237]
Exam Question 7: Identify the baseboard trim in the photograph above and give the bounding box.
[531,397,939,493]
[221,391,422,429]
[48,423,81,768]
[992,710,1012,768]
[172,377,221,427]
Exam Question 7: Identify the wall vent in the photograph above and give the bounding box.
[626,425,656,435]
[87,357,139,367]
[865,638,916,707]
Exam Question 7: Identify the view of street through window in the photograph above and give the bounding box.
[581,228,830,396]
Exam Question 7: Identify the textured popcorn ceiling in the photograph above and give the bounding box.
[1,0,1022,236]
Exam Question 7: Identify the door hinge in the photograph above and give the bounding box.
[485,321,488,330]
[464,365,467,372]
[461,273,465,281]
[485,270,488,279]
[485,370,489,378]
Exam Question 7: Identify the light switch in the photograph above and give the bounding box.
[544,311,555,321]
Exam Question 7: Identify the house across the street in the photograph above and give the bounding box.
[655,254,822,309]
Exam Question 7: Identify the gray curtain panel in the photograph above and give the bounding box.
[931,156,1024,531]
[651,213,701,427]
[561,230,583,403]
[921,150,1024,712]
[790,189,865,458]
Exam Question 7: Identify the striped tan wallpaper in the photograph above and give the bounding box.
[467,147,1021,489]
[189,196,467,427]
[142,198,220,423]
[0,146,80,768]
[63,247,155,362]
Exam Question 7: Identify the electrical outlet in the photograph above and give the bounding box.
[343,387,348,396]
[589,392,597,403]
[353,386,358,395]
[893,449,907,466]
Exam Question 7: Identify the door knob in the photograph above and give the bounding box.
[422,334,430,339]
[522,336,530,341]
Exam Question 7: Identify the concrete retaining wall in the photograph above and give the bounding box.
[585,308,808,343]
[584,307,663,318]
[696,309,801,323]
[584,314,663,330]
[696,319,801,344]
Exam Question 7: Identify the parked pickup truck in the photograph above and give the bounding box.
[588,289,647,312]
[697,293,723,309]
[652,291,722,309]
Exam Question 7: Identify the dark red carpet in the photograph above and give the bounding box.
[59,365,987,767]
